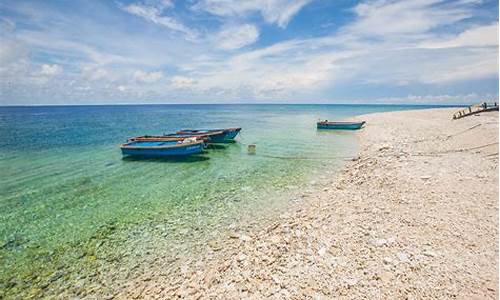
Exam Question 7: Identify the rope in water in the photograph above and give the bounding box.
[259,154,355,160]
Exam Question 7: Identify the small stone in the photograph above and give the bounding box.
[383,257,393,264]
[486,285,496,292]
[208,240,222,251]
[240,186,252,192]
[371,238,387,247]
[204,270,218,287]
[420,175,432,180]
[378,271,393,282]
[239,234,252,242]
[344,277,358,287]
[397,252,410,262]
[229,232,239,239]
[236,254,247,262]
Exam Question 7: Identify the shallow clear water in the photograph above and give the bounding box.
[0,104,449,295]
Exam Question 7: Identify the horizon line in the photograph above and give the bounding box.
[0,102,470,107]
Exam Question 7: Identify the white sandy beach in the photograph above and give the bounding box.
[119,108,498,299]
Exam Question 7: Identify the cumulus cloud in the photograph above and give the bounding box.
[170,76,197,89]
[172,0,498,100]
[117,85,128,92]
[40,64,62,76]
[133,70,164,83]
[215,24,259,50]
[82,67,111,81]
[0,0,497,104]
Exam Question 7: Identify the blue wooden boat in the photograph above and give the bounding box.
[175,127,241,143]
[128,135,208,143]
[317,121,365,130]
[120,139,204,157]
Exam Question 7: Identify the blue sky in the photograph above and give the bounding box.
[0,0,498,105]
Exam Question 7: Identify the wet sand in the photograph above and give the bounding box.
[120,108,498,299]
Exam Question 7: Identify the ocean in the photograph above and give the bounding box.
[0,104,450,297]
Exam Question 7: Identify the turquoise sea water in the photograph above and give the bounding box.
[0,104,450,297]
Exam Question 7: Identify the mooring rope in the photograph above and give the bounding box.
[446,124,482,139]
[235,135,355,161]
[259,154,355,160]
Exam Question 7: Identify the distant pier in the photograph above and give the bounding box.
[452,102,499,120]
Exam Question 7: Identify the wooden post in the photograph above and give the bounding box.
[248,144,256,154]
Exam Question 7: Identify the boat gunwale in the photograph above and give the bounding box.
[317,121,365,125]
[129,136,207,142]
[173,130,226,136]
[120,140,205,150]
[176,127,241,134]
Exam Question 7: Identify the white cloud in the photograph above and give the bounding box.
[40,64,62,76]
[420,22,499,49]
[0,0,497,104]
[82,67,113,81]
[215,24,259,50]
[367,93,484,105]
[133,70,164,83]
[418,49,498,84]
[122,2,198,39]
[117,85,128,92]
[347,0,472,37]
[194,0,312,28]
[171,0,498,100]
[170,76,197,89]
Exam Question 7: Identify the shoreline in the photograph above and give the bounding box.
[117,107,498,299]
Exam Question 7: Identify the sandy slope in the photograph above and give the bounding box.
[121,108,498,299]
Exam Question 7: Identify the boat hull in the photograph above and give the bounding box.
[176,128,241,143]
[317,121,365,130]
[121,140,204,157]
